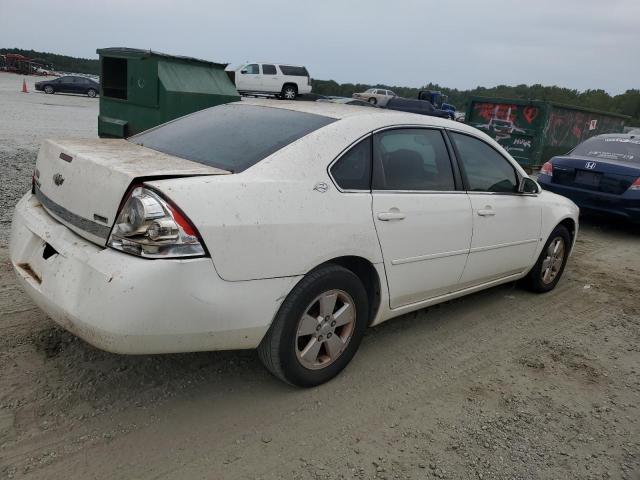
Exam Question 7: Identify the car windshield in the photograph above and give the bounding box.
[492,120,510,127]
[572,136,640,162]
[129,104,336,172]
[365,88,376,93]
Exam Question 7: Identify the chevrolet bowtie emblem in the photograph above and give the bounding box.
[53,173,65,186]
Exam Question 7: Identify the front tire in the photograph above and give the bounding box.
[523,224,571,293]
[87,88,97,98]
[368,97,377,105]
[258,264,368,387]
[44,85,54,94]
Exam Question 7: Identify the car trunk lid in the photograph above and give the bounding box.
[550,155,639,195]
[34,138,229,245]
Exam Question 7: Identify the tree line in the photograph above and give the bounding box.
[3,48,638,126]
[311,79,640,126]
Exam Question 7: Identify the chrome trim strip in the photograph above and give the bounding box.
[35,186,111,239]
[391,248,469,265]
[469,238,538,253]
[372,190,465,194]
[390,238,538,265]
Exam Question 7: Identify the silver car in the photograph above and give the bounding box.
[352,88,396,106]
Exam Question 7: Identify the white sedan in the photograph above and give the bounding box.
[10,99,579,387]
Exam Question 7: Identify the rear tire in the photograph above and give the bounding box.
[523,224,571,293]
[281,84,297,100]
[368,97,377,105]
[44,85,54,94]
[258,264,368,387]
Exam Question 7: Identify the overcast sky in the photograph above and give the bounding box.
[1,0,638,94]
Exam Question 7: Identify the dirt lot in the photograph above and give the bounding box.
[0,71,639,480]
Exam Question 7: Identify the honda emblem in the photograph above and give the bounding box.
[585,162,597,170]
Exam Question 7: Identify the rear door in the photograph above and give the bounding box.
[448,131,541,286]
[371,128,472,308]
[261,64,279,93]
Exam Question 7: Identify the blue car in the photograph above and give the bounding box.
[538,134,640,221]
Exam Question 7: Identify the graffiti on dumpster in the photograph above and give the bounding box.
[544,108,625,149]
[468,102,539,160]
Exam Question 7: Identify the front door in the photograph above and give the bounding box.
[237,64,261,91]
[371,128,472,308]
[448,131,541,286]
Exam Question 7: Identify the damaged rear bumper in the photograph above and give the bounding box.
[9,193,301,354]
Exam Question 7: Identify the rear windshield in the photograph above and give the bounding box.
[129,104,336,172]
[572,136,640,162]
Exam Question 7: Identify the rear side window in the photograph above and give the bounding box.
[262,64,277,75]
[279,65,309,76]
[450,132,517,192]
[330,138,371,190]
[373,129,455,191]
[129,104,336,172]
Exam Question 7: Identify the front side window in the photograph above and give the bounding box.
[450,132,517,192]
[387,90,395,96]
[330,137,371,190]
[243,64,259,74]
[373,129,455,191]
[262,64,277,75]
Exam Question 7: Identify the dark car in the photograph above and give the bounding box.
[384,97,451,119]
[538,134,640,221]
[35,76,100,98]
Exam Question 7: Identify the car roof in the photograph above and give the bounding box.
[238,97,479,132]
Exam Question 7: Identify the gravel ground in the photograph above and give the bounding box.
[0,71,639,479]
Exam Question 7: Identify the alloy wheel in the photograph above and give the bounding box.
[540,237,565,284]
[295,289,356,370]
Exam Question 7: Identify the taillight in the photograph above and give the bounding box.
[540,161,553,176]
[629,177,640,191]
[107,186,206,258]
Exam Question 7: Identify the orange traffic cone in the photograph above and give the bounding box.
[22,79,29,93]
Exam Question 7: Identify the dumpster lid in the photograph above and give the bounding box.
[96,47,228,68]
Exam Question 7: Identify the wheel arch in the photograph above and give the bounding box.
[558,217,577,252]
[310,256,382,326]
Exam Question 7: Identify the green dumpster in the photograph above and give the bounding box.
[97,48,240,138]
[465,97,629,170]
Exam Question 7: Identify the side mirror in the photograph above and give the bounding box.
[240,69,247,74]
[519,177,540,194]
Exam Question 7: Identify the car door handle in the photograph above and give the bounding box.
[377,211,406,221]
[477,208,496,216]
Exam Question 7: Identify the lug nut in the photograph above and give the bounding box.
[316,325,321,331]
[318,335,323,341]
[330,321,336,327]
[327,333,332,338]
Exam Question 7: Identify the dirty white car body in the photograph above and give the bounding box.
[10,99,579,386]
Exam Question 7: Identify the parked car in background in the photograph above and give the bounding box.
[384,97,451,119]
[11,100,578,387]
[538,133,640,222]
[35,75,99,97]
[317,97,376,107]
[352,88,396,106]
[231,63,312,100]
